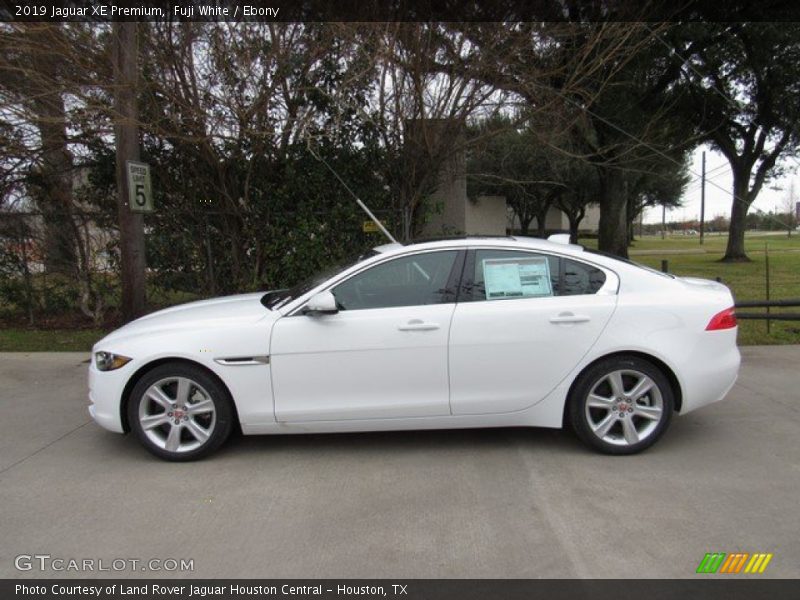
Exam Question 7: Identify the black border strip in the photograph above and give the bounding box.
[3,579,800,600]
[1,0,799,23]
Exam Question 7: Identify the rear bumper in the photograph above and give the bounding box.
[677,328,740,414]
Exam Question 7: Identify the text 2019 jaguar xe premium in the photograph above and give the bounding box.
[88,236,740,460]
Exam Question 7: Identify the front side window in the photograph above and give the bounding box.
[332,250,459,311]
[263,250,379,310]
[463,249,606,301]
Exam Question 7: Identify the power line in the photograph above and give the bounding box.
[684,163,733,194]
[685,162,730,190]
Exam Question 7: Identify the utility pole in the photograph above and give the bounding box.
[661,203,666,240]
[700,150,706,245]
[113,22,146,321]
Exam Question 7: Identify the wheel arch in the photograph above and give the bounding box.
[563,350,684,425]
[120,357,240,433]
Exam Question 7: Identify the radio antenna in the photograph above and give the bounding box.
[306,143,399,245]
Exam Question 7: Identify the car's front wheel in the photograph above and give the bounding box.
[128,363,235,461]
[569,356,674,455]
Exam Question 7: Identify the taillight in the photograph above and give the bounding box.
[706,307,737,331]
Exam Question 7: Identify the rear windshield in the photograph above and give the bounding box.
[585,249,674,279]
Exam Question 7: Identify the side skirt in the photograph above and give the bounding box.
[240,385,568,435]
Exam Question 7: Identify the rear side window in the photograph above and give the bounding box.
[462,250,606,301]
[562,258,607,296]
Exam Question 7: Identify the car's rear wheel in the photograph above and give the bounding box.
[569,356,673,455]
[128,363,234,461]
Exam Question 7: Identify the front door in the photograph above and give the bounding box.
[271,249,462,422]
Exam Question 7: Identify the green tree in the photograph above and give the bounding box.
[561,23,694,258]
[672,22,800,261]
[467,117,561,236]
[550,157,599,244]
[624,153,690,245]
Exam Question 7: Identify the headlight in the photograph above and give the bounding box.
[94,351,132,372]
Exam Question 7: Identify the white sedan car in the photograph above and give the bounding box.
[88,236,740,461]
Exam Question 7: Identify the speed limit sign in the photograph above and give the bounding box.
[126,161,153,213]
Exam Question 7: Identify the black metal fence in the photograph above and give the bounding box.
[659,257,799,335]
[734,299,800,322]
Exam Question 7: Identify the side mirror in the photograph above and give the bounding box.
[305,290,338,315]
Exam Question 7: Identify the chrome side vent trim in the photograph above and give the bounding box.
[214,356,269,366]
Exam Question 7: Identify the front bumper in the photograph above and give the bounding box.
[87,360,130,433]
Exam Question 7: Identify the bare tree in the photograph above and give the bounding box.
[138,23,380,288]
[0,22,110,322]
[0,24,77,273]
[358,23,512,239]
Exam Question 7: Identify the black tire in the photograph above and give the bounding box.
[127,362,235,461]
[569,356,674,455]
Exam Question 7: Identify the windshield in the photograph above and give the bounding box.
[261,250,379,310]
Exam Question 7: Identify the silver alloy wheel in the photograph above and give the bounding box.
[584,369,664,447]
[138,376,217,454]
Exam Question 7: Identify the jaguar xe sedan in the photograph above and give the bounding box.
[88,235,740,460]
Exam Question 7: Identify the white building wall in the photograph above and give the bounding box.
[507,204,601,234]
[465,195,508,235]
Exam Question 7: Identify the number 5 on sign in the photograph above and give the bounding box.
[126,161,153,213]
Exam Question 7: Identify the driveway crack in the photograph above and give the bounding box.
[0,420,91,476]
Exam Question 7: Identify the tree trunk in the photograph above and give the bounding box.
[28,25,77,275]
[568,215,581,244]
[518,214,533,235]
[722,172,752,262]
[37,187,77,275]
[536,209,548,238]
[597,170,628,258]
[113,23,147,320]
[626,194,638,246]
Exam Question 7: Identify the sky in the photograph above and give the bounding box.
[641,144,799,225]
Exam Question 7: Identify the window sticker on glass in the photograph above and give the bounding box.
[483,257,553,299]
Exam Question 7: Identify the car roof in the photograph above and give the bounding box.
[373,235,587,258]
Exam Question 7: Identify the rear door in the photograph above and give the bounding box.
[448,248,617,415]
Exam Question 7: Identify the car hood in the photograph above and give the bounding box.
[96,292,275,347]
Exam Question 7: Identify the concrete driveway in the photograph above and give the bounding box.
[0,346,798,579]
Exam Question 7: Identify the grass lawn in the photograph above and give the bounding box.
[1,231,798,350]
[0,328,107,352]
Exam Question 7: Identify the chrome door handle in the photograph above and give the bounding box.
[549,313,591,324]
[398,319,440,331]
